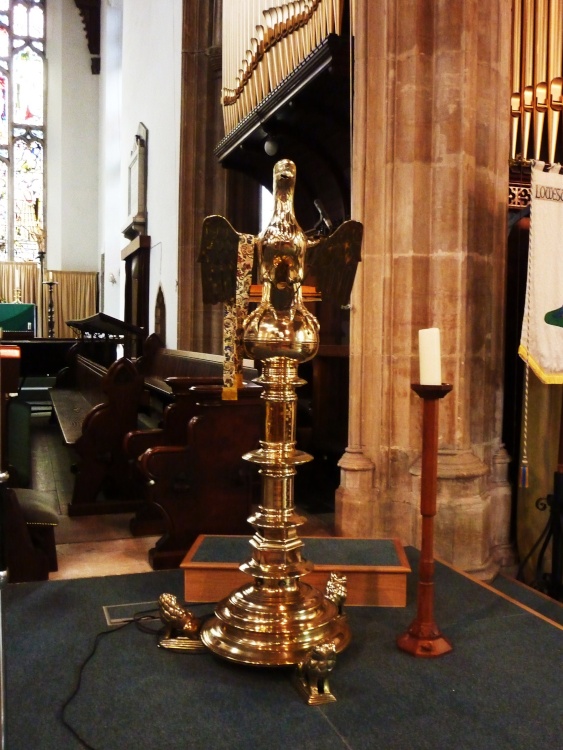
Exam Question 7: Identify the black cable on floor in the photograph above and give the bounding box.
[60,608,163,750]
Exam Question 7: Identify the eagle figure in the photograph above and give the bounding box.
[198,161,363,311]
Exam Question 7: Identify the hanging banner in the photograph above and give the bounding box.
[519,163,563,383]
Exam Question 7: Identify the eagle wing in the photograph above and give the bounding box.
[306,220,363,306]
[198,215,241,304]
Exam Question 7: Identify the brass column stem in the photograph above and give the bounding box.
[200,357,351,666]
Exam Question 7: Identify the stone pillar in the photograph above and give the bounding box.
[337,0,515,578]
[177,0,224,352]
[177,0,260,353]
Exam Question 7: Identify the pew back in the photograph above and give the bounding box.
[50,355,145,514]
[136,334,259,409]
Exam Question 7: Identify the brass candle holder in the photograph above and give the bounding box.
[42,280,58,339]
[397,382,453,657]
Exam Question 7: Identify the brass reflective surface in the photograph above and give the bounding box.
[200,356,351,666]
[293,640,338,705]
[157,593,207,653]
[242,160,320,363]
[199,158,355,675]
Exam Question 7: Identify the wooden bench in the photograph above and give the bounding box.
[135,333,259,421]
[50,353,145,515]
[126,334,260,538]
[136,394,264,569]
[124,380,263,537]
[4,487,59,583]
[51,355,108,445]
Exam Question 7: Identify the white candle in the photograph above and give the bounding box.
[419,328,442,385]
[48,271,53,282]
[14,268,19,288]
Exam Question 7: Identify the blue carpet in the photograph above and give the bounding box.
[489,574,563,626]
[3,551,562,750]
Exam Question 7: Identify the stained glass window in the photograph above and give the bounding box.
[0,0,45,262]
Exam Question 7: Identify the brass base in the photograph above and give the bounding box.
[158,635,208,653]
[199,357,351,671]
[293,679,337,705]
[200,580,351,666]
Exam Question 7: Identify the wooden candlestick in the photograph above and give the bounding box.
[397,382,453,658]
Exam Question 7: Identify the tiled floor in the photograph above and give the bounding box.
[28,412,335,581]
[51,536,161,579]
[27,412,160,579]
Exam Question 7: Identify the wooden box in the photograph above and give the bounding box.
[181,535,410,607]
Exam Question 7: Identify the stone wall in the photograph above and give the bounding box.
[337,0,514,578]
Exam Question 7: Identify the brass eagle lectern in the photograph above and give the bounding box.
[195,160,362,683]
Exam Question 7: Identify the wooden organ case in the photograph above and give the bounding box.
[216,0,354,504]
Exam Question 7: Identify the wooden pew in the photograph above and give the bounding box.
[50,354,145,515]
[135,333,259,421]
[136,394,264,569]
[0,345,59,581]
[128,335,260,530]
[125,379,263,532]
[3,488,59,583]
[125,380,224,536]
[8,337,118,378]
